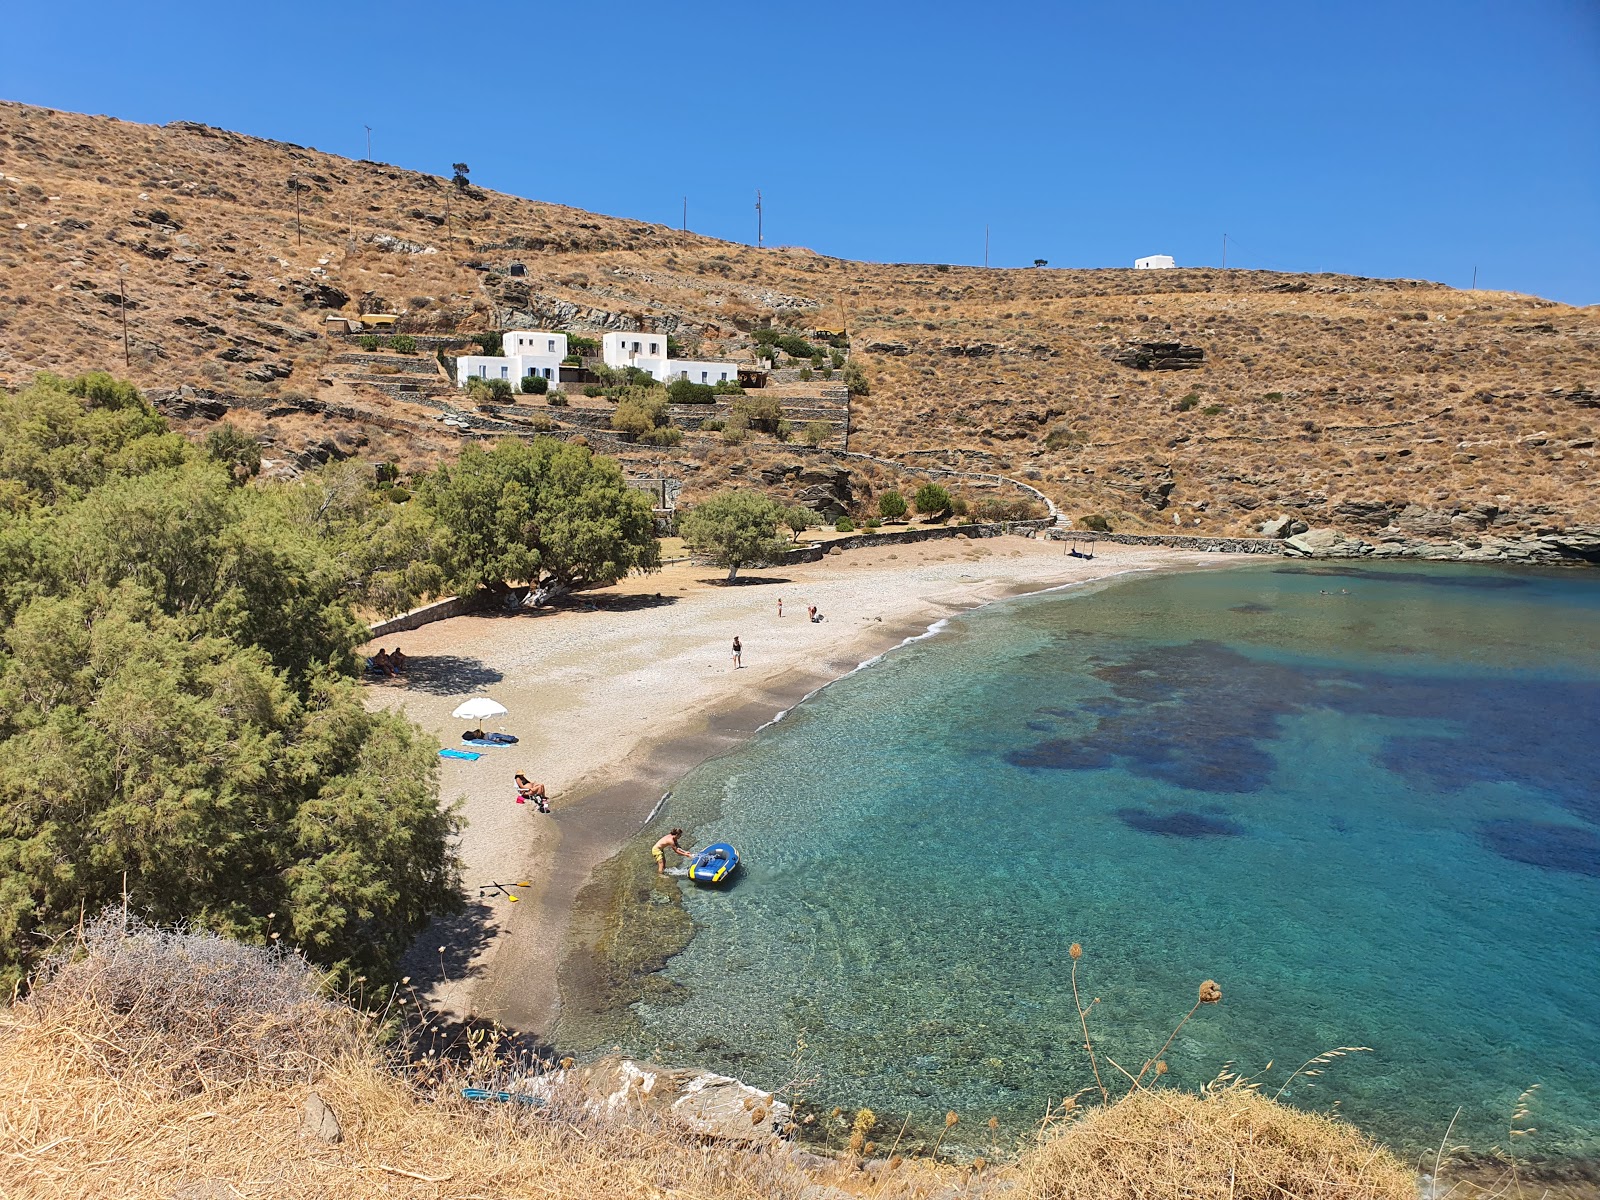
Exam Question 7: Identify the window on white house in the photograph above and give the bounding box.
[720,372,728,381]
[701,371,708,383]
[548,339,555,352]
[501,366,508,379]
[632,341,640,353]
[650,342,658,354]
[479,366,487,377]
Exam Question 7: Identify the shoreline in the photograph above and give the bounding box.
[369,540,1249,1038]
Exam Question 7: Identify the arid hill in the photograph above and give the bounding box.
[2,100,1597,537]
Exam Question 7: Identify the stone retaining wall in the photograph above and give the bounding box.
[368,592,492,638]
[1046,530,1286,555]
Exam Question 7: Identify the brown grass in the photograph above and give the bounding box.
[1016,1083,1416,1200]
[2,100,1596,531]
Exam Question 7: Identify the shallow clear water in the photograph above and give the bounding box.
[605,563,1600,1158]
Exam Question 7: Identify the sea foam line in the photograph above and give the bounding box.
[755,568,1151,732]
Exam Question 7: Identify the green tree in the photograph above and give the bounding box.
[878,489,908,521]
[204,422,263,484]
[471,331,503,356]
[781,504,817,543]
[612,392,670,441]
[914,482,952,520]
[679,491,790,582]
[418,438,660,594]
[451,162,471,190]
[667,377,716,404]
[0,372,187,512]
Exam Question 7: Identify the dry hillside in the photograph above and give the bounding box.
[2,100,1597,537]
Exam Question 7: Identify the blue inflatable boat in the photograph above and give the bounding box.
[688,842,739,885]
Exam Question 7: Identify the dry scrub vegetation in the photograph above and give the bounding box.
[0,920,1445,1200]
[2,101,1597,531]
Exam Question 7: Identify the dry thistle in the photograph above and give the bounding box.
[988,1115,1000,1132]
[1069,942,1082,960]
[945,1111,960,1127]
[972,1155,988,1172]
[1199,980,1222,1004]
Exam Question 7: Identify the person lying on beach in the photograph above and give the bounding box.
[371,649,398,676]
[653,829,692,874]
[514,772,551,813]
[463,727,485,741]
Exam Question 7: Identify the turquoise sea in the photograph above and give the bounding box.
[595,563,1600,1161]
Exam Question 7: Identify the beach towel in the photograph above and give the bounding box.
[485,732,519,744]
[462,738,502,748]
[439,748,481,761]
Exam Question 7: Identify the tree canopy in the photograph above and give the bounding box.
[0,374,460,993]
[679,491,791,582]
[418,437,660,593]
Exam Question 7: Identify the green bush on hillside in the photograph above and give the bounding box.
[387,334,418,355]
[878,490,908,520]
[1080,513,1112,532]
[521,374,549,394]
[668,377,716,404]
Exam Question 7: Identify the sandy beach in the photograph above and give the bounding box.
[363,536,1245,1036]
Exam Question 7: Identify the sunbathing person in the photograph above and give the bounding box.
[514,772,551,813]
[371,649,398,676]
[388,648,408,671]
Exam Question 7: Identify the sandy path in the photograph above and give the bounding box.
[363,536,1243,1033]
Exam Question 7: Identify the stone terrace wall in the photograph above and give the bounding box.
[1046,530,1285,555]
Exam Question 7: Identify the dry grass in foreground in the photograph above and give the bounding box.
[2,918,1434,1200]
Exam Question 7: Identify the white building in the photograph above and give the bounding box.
[1135,255,1176,270]
[456,330,567,387]
[602,330,737,385]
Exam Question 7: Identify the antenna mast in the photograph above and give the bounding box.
[755,190,763,247]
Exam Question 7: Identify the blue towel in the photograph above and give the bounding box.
[462,738,502,748]
[439,748,481,761]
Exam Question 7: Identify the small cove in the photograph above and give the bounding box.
[558,561,1600,1165]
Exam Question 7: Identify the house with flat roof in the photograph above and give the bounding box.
[456,330,567,387]
[601,331,738,385]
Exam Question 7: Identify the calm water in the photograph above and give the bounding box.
[596,563,1600,1159]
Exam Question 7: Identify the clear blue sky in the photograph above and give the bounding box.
[6,0,1598,304]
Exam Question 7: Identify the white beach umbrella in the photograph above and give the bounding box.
[452,697,508,721]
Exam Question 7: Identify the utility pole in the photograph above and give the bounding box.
[1222,233,1229,270]
[755,190,763,247]
[1471,265,1477,290]
[117,263,130,366]
[984,225,990,269]
[364,125,372,161]
[682,196,687,233]
[291,174,301,245]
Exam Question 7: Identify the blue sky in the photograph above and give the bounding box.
[5,0,1598,304]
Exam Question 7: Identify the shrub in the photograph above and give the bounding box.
[387,333,417,355]
[1080,513,1112,532]
[1045,426,1083,451]
[733,395,784,432]
[582,384,605,397]
[712,379,744,395]
[950,495,969,517]
[835,517,855,532]
[842,361,869,397]
[547,390,568,406]
[865,517,881,529]
[803,420,832,447]
[358,334,382,352]
[700,417,725,432]
[775,419,793,442]
[914,482,951,518]
[203,422,262,482]
[721,414,749,444]
[641,425,683,446]
[521,374,549,394]
[878,490,908,520]
[471,331,503,356]
[467,376,513,403]
[566,333,599,356]
[668,377,716,404]
[831,350,845,369]
[1201,404,1224,415]
[667,335,684,357]
[798,368,813,381]
[776,333,817,359]
[1176,392,1200,412]
[1016,1085,1413,1200]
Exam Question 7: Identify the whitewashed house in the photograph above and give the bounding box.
[602,331,737,385]
[1135,255,1176,270]
[456,330,567,388]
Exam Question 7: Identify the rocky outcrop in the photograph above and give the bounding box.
[1284,526,1600,565]
[1110,341,1204,370]
[759,462,855,517]
[1259,515,1309,539]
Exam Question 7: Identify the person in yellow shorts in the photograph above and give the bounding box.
[653,829,692,874]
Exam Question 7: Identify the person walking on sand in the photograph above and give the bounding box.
[514,772,551,813]
[777,598,783,618]
[653,828,692,874]
[732,636,743,668]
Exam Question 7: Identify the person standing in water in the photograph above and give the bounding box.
[653,828,692,874]
[732,636,743,668]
